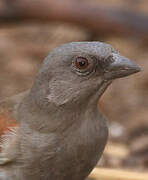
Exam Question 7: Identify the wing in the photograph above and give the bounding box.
[0,90,29,121]
[0,90,29,165]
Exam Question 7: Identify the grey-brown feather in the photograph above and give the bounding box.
[0,42,140,180]
[0,90,29,122]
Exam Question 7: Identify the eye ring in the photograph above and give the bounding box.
[75,57,89,70]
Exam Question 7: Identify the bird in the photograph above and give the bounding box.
[0,41,140,180]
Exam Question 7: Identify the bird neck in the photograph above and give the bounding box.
[18,80,111,134]
[18,94,99,134]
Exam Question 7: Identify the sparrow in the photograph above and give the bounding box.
[0,42,140,180]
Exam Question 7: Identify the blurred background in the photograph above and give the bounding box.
[0,0,148,175]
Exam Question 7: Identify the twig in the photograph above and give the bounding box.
[89,167,148,180]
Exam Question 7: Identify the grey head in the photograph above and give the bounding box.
[14,42,140,180]
[0,42,140,180]
[30,41,140,112]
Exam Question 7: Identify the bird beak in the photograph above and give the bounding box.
[103,53,141,80]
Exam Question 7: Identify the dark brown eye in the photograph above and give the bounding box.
[75,57,89,70]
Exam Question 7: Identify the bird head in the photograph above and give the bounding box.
[30,42,140,110]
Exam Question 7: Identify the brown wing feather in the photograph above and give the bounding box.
[0,91,29,165]
[0,90,29,136]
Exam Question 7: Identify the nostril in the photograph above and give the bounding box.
[103,53,141,80]
[97,55,114,73]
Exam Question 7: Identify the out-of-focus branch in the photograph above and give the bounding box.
[89,167,148,180]
[0,0,148,39]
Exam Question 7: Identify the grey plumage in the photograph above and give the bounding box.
[0,42,140,180]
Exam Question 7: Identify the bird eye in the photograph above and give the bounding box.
[75,57,89,70]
